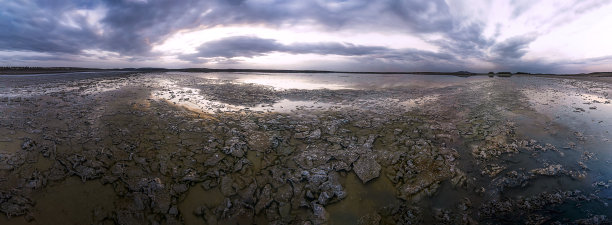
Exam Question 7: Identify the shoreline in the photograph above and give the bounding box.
[1,68,611,77]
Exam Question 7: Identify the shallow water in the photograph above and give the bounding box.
[1,72,612,224]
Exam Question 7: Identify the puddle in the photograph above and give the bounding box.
[0,76,137,98]
[0,177,117,225]
[326,172,398,225]
[179,184,225,225]
[518,77,612,197]
[31,178,116,224]
[152,85,242,113]
[0,129,29,154]
[521,83,612,147]
[250,99,341,113]
[168,72,489,90]
[246,150,263,173]
[151,79,342,114]
[238,77,348,90]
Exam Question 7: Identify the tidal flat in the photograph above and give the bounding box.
[0,72,611,224]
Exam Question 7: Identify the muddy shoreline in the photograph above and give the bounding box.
[1,72,611,224]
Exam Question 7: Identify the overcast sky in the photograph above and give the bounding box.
[1,0,611,73]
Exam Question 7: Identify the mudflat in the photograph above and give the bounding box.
[1,72,611,224]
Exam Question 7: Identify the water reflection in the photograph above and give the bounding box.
[0,75,135,98]
[173,72,489,90]
[4,71,612,223]
[239,77,348,90]
[151,79,343,113]
[521,84,612,137]
[519,77,612,203]
[149,72,480,114]
[151,74,447,114]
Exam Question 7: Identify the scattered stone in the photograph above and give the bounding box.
[352,155,381,183]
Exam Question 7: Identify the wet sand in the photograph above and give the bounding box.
[1,72,611,224]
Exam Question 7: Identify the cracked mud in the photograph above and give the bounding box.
[1,72,611,224]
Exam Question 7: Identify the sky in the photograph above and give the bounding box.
[1,0,612,73]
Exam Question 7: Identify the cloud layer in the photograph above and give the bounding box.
[1,0,611,73]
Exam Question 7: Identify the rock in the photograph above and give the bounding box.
[74,164,103,181]
[450,171,467,188]
[193,206,205,216]
[201,179,217,190]
[330,149,359,168]
[399,178,439,200]
[223,137,246,158]
[294,131,309,139]
[294,125,310,132]
[39,143,56,157]
[433,208,452,223]
[574,215,609,225]
[491,170,530,192]
[530,164,564,176]
[306,190,314,199]
[354,120,371,128]
[318,175,346,203]
[274,184,293,203]
[0,192,32,217]
[168,205,178,216]
[317,192,331,205]
[479,190,582,218]
[353,155,381,183]
[138,177,164,196]
[457,197,471,211]
[482,164,506,177]
[24,170,46,189]
[204,153,225,167]
[220,176,236,196]
[304,168,330,187]
[255,184,273,214]
[312,203,327,220]
[308,129,321,140]
[172,183,189,195]
[21,138,36,151]
[293,147,332,169]
[362,134,377,150]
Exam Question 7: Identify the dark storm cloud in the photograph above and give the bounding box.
[185,36,282,59]
[386,0,453,32]
[0,0,461,56]
[1,0,611,72]
[432,22,494,60]
[181,36,458,69]
[288,42,389,56]
[182,36,391,60]
[0,0,101,54]
[99,0,213,55]
[490,35,536,59]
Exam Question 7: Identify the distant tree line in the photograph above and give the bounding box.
[0,67,98,71]
[487,71,531,74]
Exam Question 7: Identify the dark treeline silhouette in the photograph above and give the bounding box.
[1,66,610,77]
[0,66,103,71]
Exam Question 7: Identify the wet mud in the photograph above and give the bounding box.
[1,72,611,224]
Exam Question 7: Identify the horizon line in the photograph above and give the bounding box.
[1,66,611,76]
